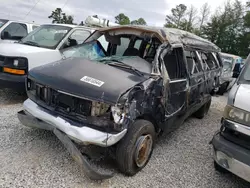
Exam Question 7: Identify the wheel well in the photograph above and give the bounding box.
[137,114,160,133]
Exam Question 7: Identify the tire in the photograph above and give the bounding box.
[116,119,156,176]
[214,161,228,173]
[217,82,229,95]
[194,98,211,119]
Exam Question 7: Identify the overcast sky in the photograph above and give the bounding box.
[0,0,248,26]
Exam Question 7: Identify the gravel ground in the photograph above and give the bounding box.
[0,89,250,188]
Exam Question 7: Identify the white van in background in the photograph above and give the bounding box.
[0,23,95,91]
[0,19,39,43]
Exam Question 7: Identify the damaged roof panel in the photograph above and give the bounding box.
[99,25,220,52]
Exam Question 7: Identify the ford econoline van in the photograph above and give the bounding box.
[18,26,223,180]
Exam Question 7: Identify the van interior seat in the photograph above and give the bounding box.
[123,47,140,56]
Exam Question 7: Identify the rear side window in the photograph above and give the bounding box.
[185,50,202,75]
[2,22,28,40]
[200,52,218,70]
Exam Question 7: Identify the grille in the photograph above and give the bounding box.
[221,128,250,150]
[32,84,92,117]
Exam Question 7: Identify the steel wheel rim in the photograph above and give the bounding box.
[134,134,153,168]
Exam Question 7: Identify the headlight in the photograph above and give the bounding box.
[111,106,125,124]
[5,57,28,69]
[224,105,250,126]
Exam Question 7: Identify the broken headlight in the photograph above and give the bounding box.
[111,106,126,124]
[224,105,250,126]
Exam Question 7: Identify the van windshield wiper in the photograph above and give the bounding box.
[21,41,40,47]
[100,59,144,77]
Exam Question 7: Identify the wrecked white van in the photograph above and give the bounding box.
[0,24,95,91]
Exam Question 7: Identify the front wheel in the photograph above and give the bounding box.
[116,119,156,176]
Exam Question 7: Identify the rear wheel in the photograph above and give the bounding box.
[194,99,211,119]
[116,119,156,176]
[217,82,229,95]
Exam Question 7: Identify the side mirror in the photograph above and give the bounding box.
[232,63,241,78]
[1,31,11,39]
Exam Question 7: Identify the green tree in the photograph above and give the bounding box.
[131,18,147,25]
[48,8,74,24]
[165,4,187,28]
[201,0,244,55]
[115,13,130,25]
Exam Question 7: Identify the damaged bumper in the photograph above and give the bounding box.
[212,132,250,182]
[18,99,127,180]
[18,99,127,147]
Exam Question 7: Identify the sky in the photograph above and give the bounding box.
[0,0,248,27]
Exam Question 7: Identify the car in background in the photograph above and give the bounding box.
[212,54,250,183]
[0,19,39,43]
[0,24,95,91]
[218,52,243,95]
[18,25,223,180]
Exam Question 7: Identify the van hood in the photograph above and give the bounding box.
[234,84,250,111]
[0,43,54,56]
[29,57,148,104]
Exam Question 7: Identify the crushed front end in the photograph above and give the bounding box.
[18,78,132,180]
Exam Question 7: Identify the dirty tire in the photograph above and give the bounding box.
[194,99,211,119]
[214,161,228,173]
[116,119,156,176]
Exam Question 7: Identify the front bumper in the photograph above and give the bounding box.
[212,132,250,182]
[0,72,26,90]
[19,99,127,147]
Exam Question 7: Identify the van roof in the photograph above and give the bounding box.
[41,23,96,30]
[99,25,220,52]
[0,19,39,25]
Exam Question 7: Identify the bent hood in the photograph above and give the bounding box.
[29,57,148,104]
[234,84,250,112]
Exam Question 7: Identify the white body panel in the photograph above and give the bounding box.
[0,24,94,70]
[233,84,250,112]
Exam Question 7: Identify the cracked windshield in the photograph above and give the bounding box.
[0,0,250,187]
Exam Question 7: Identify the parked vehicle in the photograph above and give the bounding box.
[18,26,223,180]
[0,24,95,91]
[0,19,39,43]
[211,55,250,183]
[218,52,243,95]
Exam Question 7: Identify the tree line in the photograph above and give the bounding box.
[48,0,250,57]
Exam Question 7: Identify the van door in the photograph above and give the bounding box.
[184,50,205,108]
[0,22,28,43]
[163,47,188,117]
[58,29,92,49]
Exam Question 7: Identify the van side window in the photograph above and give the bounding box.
[163,48,187,80]
[32,25,39,30]
[2,22,28,40]
[199,52,210,70]
[69,30,91,44]
[185,50,202,74]
[200,52,218,70]
[98,35,109,51]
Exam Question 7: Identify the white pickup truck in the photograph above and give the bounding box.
[0,23,95,91]
[0,19,39,43]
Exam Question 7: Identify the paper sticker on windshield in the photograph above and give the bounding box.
[80,76,104,87]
